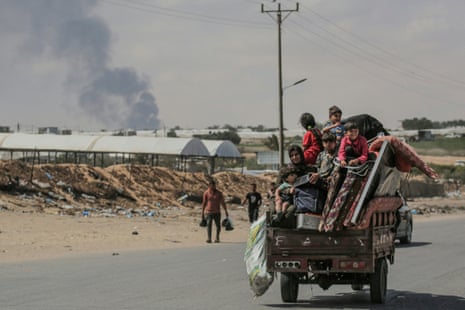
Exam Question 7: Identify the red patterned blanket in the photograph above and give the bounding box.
[369,136,438,179]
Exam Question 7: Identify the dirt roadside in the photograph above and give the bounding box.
[1,196,464,263]
[0,205,252,263]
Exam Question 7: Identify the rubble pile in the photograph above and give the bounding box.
[0,161,273,217]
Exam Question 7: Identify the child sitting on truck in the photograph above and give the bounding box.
[300,112,323,166]
[309,132,338,190]
[338,121,369,167]
[322,105,345,145]
[273,167,298,223]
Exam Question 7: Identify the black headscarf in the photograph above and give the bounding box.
[287,145,313,177]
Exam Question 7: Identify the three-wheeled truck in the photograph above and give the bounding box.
[265,140,404,304]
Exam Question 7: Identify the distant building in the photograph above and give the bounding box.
[61,129,72,135]
[38,127,59,135]
[256,151,290,170]
[0,126,10,133]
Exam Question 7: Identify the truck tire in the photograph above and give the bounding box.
[399,221,412,244]
[280,273,299,302]
[351,283,363,291]
[370,258,388,304]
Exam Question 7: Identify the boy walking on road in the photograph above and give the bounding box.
[242,183,262,224]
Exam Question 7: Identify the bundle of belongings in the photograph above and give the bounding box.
[369,136,438,178]
[318,135,438,232]
[244,215,274,297]
[343,114,389,140]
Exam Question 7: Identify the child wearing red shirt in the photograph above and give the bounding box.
[338,121,368,167]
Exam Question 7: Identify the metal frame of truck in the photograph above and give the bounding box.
[266,140,401,304]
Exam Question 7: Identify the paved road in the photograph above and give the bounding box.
[1,217,465,310]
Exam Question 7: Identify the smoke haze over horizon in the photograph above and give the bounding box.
[0,0,159,131]
[0,1,463,132]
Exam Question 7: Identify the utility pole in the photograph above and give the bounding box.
[261,2,299,167]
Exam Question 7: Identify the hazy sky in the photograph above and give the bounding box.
[0,0,464,132]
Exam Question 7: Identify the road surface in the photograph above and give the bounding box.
[1,216,464,309]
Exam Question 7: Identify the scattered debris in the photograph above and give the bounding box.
[32,180,51,189]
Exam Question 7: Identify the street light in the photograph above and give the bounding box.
[278,77,308,167]
[283,78,307,91]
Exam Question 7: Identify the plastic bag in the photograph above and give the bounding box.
[222,217,234,231]
[199,217,207,227]
[244,215,274,297]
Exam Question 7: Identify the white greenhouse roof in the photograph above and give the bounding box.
[0,133,99,151]
[0,134,213,157]
[202,140,242,158]
[90,136,209,156]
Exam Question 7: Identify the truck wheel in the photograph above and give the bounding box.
[370,258,388,304]
[399,221,412,244]
[280,273,299,303]
[351,283,363,291]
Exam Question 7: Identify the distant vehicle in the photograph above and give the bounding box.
[418,129,434,141]
[395,197,413,244]
[454,160,465,167]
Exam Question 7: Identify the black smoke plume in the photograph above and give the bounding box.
[0,0,160,130]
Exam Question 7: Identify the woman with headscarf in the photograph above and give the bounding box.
[271,145,311,226]
[287,144,313,177]
[285,145,322,215]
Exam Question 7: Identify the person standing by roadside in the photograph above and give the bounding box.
[242,183,262,224]
[201,179,229,243]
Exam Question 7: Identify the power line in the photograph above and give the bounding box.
[130,0,270,26]
[288,19,417,79]
[100,0,463,108]
[101,0,273,29]
[295,2,465,88]
[285,17,459,97]
[291,16,435,86]
[284,25,463,109]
